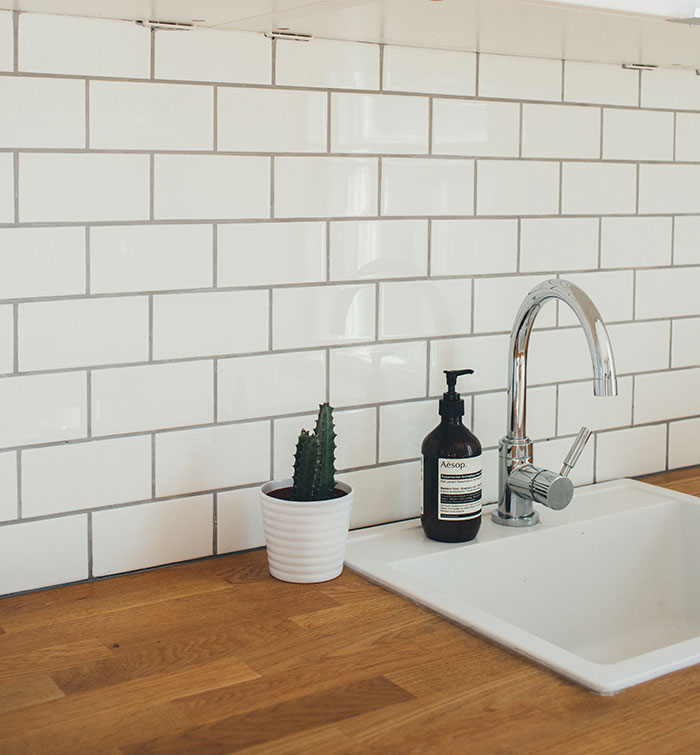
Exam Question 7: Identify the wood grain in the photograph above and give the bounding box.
[0,468,699,753]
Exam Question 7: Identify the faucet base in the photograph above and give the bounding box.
[491,509,540,527]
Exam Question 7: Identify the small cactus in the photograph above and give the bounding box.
[290,403,337,501]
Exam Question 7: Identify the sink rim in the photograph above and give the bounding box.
[345,479,700,694]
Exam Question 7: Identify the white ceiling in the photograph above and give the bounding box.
[4,0,700,69]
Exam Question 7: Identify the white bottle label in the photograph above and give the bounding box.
[437,457,482,521]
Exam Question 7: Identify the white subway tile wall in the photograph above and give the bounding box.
[2,12,700,595]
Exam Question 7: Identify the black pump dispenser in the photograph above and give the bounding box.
[421,369,482,543]
[439,369,473,420]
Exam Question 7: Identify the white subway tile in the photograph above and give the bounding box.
[561,162,636,215]
[564,61,638,107]
[534,435,594,487]
[19,154,150,223]
[634,368,700,425]
[0,227,85,300]
[153,290,268,360]
[0,11,12,71]
[473,385,555,449]
[19,13,150,78]
[0,373,86,448]
[218,351,326,422]
[155,28,270,84]
[155,421,270,497]
[672,317,700,369]
[383,46,475,96]
[331,341,426,407]
[432,100,519,157]
[602,108,674,161]
[477,160,559,216]
[276,38,379,90]
[431,219,517,277]
[600,216,672,269]
[473,275,554,333]
[522,104,600,159]
[218,88,326,153]
[429,334,510,394]
[154,155,269,221]
[379,399,439,464]
[217,487,265,554]
[636,267,700,319]
[382,158,474,217]
[0,305,12,373]
[19,297,148,371]
[520,218,598,273]
[0,153,13,223]
[641,68,700,111]
[639,164,700,215]
[608,320,670,374]
[218,222,325,287]
[674,216,700,265]
[22,436,152,517]
[0,77,84,148]
[558,377,633,436]
[90,225,212,294]
[343,462,420,528]
[92,496,213,577]
[596,425,666,482]
[675,113,700,162]
[330,219,427,280]
[275,156,377,218]
[273,407,375,478]
[0,452,16,522]
[561,270,634,325]
[273,285,375,350]
[92,361,213,436]
[478,54,561,102]
[90,81,213,151]
[332,93,428,154]
[527,327,593,385]
[669,417,700,470]
[0,515,88,595]
[379,280,470,339]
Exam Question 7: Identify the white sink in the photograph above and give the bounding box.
[345,479,700,694]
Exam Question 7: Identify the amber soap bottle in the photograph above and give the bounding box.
[421,369,482,543]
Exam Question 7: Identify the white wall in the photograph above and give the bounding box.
[2,10,700,594]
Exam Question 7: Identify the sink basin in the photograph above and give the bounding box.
[345,479,700,694]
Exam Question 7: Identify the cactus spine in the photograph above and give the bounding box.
[290,403,337,501]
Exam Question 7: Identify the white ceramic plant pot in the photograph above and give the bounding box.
[260,478,354,584]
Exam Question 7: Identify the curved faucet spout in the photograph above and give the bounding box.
[507,279,618,442]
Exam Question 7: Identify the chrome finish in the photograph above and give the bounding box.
[560,426,592,477]
[492,279,618,528]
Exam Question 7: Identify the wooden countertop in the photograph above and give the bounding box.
[2,467,700,753]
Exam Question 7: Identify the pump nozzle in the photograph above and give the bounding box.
[440,369,474,420]
[444,369,474,395]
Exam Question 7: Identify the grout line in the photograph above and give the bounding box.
[270,156,275,218]
[560,59,565,101]
[428,96,433,156]
[150,28,156,80]
[212,86,218,151]
[213,358,218,423]
[212,492,218,555]
[472,160,478,216]
[635,162,640,214]
[518,102,523,158]
[665,422,670,470]
[212,223,218,287]
[516,217,522,273]
[374,281,380,341]
[268,289,273,351]
[474,52,480,98]
[15,449,21,519]
[326,91,331,153]
[325,221,331,282]
[596,217,602,269]
[85,80,90,149]
[375,404,380,464]
[425,340,431,397]
[87,512,93,578]
[148,295,154,361]
[377,157,382,216]
[557,161,563,215]
[672,111,677,162]
[599,107,604,159]
[426,218,432,277]
[85,227,91,294]
[637,69,642,108]
[12,11,18,73]
[86,370,92,437]
[271,38,276,87]
[379,43,384,92]
[325,347,330,403]
[149,153,155,220]
[12,302,18,374]
[151,433,156,498]
[269,419,274,480]
[13,151,19,224]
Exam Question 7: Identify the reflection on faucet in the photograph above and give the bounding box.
[493,279,618,527]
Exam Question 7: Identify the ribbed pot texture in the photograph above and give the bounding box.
[260,478,354,583]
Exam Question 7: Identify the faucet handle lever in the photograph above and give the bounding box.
[560,426,592,477]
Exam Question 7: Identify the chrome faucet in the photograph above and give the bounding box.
[492,279,618,527]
